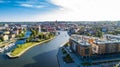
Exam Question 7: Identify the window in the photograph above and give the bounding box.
[85,48,90,54]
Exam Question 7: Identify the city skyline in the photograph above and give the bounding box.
[0,0,120,22]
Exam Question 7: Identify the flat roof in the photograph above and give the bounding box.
[95,40,120,44]
[70,36,91,46]
[71,34,120,45]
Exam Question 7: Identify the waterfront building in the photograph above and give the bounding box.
[69,34,120,63]
[93,40,120,54]
[2,34,9,41]
[69,35,92,58]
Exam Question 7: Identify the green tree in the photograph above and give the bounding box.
[38,33,44,39]
[31,30,37,36]
[95,30,103,38]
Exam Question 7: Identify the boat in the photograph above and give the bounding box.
[0,48,4,53]
[4,46,8,50]
[8,43,15,47]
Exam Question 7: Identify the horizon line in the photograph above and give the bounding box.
[1,20,120,22]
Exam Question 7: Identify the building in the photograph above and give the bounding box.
[104,34,120,40]
[0,31,9,41]
[2,34,9,41]
[41,25,56,32]
[93,40,120,54]
[69,34,120,63]
[9,33,16,39]
[69,35,92,57]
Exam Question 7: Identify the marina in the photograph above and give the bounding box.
[0,43,15,53]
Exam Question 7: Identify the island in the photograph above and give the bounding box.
[7,28,56,58]
[6,37,54,58]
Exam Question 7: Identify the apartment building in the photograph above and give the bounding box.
[70,35,92,57]
[70,34,120,57]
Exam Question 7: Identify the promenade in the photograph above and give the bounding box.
[57,40,84,67]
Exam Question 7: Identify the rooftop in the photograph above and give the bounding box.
[70,35,91,46]
[71,34,120,45]
[95,40,120,44]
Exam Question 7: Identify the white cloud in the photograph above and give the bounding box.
[34,5,45,8]
[2,0,120,22]
[20,4,33,7]
[19,3,45,8]
[18,0,46,9]
[36,0,120,21]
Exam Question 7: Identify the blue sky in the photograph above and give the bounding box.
[0,0,58,14]
[0,0,120,22]
[0,0,60,21]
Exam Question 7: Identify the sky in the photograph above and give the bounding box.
[0,0,120,22]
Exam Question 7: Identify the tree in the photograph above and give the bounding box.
[26,38,30,42]
[31,30,37,36]
[38,33,44,39]
[0,39,3,42]
[95,30,103,38]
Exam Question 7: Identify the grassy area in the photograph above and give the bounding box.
[10,42,36,56]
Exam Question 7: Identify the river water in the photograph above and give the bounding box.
[0,31,69,67]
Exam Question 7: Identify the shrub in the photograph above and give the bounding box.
[63,54,74,63]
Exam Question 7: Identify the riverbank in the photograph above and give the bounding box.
[7,37,55,58]
[57,41,82,67]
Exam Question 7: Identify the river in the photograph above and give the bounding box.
[0,31,69,67]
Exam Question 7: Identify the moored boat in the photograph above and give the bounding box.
[0,48,4,53]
